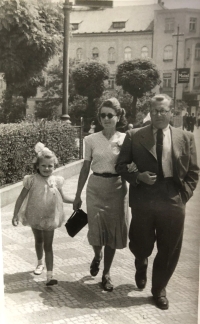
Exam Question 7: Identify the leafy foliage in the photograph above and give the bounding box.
[0,120,78,186]
[0,90,27,123]
[72,61,110,117]
[116,59,161,119]
[0,0,63,101]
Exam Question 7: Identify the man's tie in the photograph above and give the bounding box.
[156,129,164,179]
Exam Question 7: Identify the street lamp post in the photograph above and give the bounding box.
[173,25,184,111]
[61,0,72,122]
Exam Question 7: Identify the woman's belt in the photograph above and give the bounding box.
[93,172,119,178]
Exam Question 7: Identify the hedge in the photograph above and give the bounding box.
[0,121,79,186]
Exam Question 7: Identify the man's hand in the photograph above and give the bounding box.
[137,172,157,185]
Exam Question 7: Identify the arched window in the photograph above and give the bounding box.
[92,47,99,59]
[141,46,149,58]
[76,48,83,61]
[124,47,132,61]
[195,43,200,59]
[108,47,115,62]
[163,45,173,60]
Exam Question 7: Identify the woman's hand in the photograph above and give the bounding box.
[137,171,157,185]
[73,196,82,211]
[127,162,138,173]
[12,215,19,226]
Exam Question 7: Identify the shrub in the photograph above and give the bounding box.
[0,120,78,186]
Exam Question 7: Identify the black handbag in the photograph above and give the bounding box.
[65,209,88,237]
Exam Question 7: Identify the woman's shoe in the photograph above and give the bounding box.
[90,257,101,277]
[90,252,103,277]
[102,275,113,292]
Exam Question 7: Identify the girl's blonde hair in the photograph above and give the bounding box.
[33,143,58,172]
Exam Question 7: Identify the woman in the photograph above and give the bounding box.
[73,98,129,292]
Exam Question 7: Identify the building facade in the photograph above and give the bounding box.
[1,2,200,115]
[153,8,200,114]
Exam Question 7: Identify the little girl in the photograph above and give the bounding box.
[12,142,74,286]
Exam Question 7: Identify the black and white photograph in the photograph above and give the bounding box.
[0,0,200,323]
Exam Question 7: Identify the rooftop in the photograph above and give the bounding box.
[70,4,162,33]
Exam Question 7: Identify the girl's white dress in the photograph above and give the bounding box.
[18,173,65,231]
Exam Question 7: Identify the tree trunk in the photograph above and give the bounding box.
[132,96,137,120]
[23,96,27,116]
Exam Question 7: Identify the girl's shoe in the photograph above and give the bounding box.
[34,265,44,275]
[102,275,113,292]
[90,253,102,277]
[46,278,58,286]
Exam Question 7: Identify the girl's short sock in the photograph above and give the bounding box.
[46,271,57,286]
[47,271,53,281]
[38,259,43,266]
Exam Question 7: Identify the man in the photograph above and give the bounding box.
[116,94,199,310]
[182,112,188,130]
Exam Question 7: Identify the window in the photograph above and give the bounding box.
[76,48,83,61]
[92,47,99,59]
[124,47,132,61]
[71,23,79,31]
[108,78,115,89]
[113,21,126,29]
[163,73,172,88]
[187,48,190,60]
[108,47,115,63]
[163,45,173,60]
[165,18,174,32]
[141,46,149,58]
[193,72,200,89]
[189,17,197,32]
[195,43,200,59]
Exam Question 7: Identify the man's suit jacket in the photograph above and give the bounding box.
[116,125,199,207]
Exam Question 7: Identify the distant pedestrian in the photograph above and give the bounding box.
[128,123,133,130]
[143,112,151,126]
[188,113,196,132]
[182,112,188,130]
[12,142,74,286]
[88,121,96,134]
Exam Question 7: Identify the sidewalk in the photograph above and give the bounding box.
[1,128,200,324]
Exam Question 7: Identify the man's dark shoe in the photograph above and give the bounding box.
[153,296,169,310]
[135,258,148,289]
[135,270,147,289]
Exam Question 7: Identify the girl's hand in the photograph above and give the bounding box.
[12,215,19,226]
[73,196,82,211]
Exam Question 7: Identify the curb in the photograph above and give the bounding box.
[0,160,84,208]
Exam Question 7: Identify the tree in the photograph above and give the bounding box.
[0,0,63,114]
[35,57,81,120]
[115,59,161,119]
[72,61,110,119]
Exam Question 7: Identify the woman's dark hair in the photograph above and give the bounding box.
[97,97,127,128]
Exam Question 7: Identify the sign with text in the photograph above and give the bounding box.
[75,0,113,7]
[178,68,190,83]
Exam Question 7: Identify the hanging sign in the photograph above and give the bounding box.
[75,0,113,7]
[178,68,190,83]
